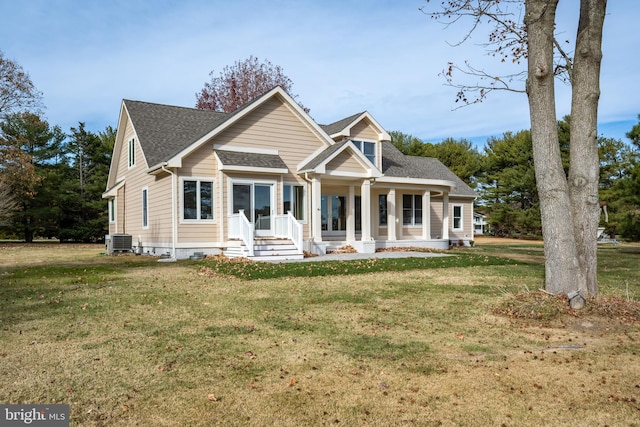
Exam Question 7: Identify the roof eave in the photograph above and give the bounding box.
[376,176,458,190]
[167,86,333,167]
[329,112,391,142]
[220,165,288,174]
[102,178,125,199]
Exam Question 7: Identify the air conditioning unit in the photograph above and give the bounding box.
[106,233,132,254]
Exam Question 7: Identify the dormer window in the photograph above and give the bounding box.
[352,140,376,165]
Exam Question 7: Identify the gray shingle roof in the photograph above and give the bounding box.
[124,98,475,197]
[124,100,228,168]
[216,150,288,170]
[299,140,350,171]
[319,112,364,136]
[381,142,476,197]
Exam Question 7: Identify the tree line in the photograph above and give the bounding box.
[390,115,640,241]
[0,50,114,242]
[2,50,638,244]
[0,111,114,242]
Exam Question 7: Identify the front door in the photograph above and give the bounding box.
[232,182,274,236]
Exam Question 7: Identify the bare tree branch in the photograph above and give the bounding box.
[0,50,43,116]
[441,61,527,109]
[420,0,573,107]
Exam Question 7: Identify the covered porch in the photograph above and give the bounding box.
[305,174,455,255]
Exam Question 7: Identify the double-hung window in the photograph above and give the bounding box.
[183,179,214,221]
[283,184,305,221]
[453,205,463,231]
[402,194,422,226]
[352,140,376,165]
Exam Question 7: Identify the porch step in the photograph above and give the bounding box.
[224,239,304,262]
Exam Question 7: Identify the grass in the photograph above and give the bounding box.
[198,253,519,280]
[1,240,639,426]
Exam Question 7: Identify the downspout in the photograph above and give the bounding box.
[162,164,177,259]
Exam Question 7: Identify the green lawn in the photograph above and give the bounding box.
[1,241,638,426]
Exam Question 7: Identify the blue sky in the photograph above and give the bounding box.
[1,0,638,148]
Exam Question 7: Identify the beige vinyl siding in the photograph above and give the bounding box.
[180,140,217,176]
[213,97,326,171]
[118,118,145,237]
[449,197,473,240]
[145,175,173,244]
[427,197,474,240]
[115,186,125,234]
[177,220,218,243]
[177,147,220,243]
[116,119,136,179]
[349,120,378,141]
[198,97,326,244]
[123,175,174,243]
[349,120,381,169]
[325,150,366,174]
[430,199,444,239]
[115,114,174,245]
[402,227,423,238]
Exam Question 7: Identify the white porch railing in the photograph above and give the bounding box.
[228,210,254,256]
[275,211,303,253]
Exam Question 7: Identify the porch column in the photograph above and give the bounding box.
[361,179,372,241]
[218,170,224,241]
[311,176,322,242]
[387,188,397,241]
[442,192,450,240]
[422,190,431,239]
[347,185,355,242]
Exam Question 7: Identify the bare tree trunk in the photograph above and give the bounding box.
[569,0,607,296]
[525,0,583,294]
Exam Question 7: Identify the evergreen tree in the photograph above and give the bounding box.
[58,123,113,242]
[0,112,64,241]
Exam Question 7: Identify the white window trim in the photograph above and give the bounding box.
[352,139,377,165]
[227,178,277,216]
[128,138,136,169]
[283,182,307,223]
[402,194,423,226]
[142,187,149,230]
[180,177,216,223]
[452,204,464,231]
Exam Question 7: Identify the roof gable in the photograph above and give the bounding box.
[299,140,382,178]
[117,86,334,173]
[167,86,333,169]
[320,112,391,141]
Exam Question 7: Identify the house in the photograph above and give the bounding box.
[473,212,488,235]
[102,86,476,260]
